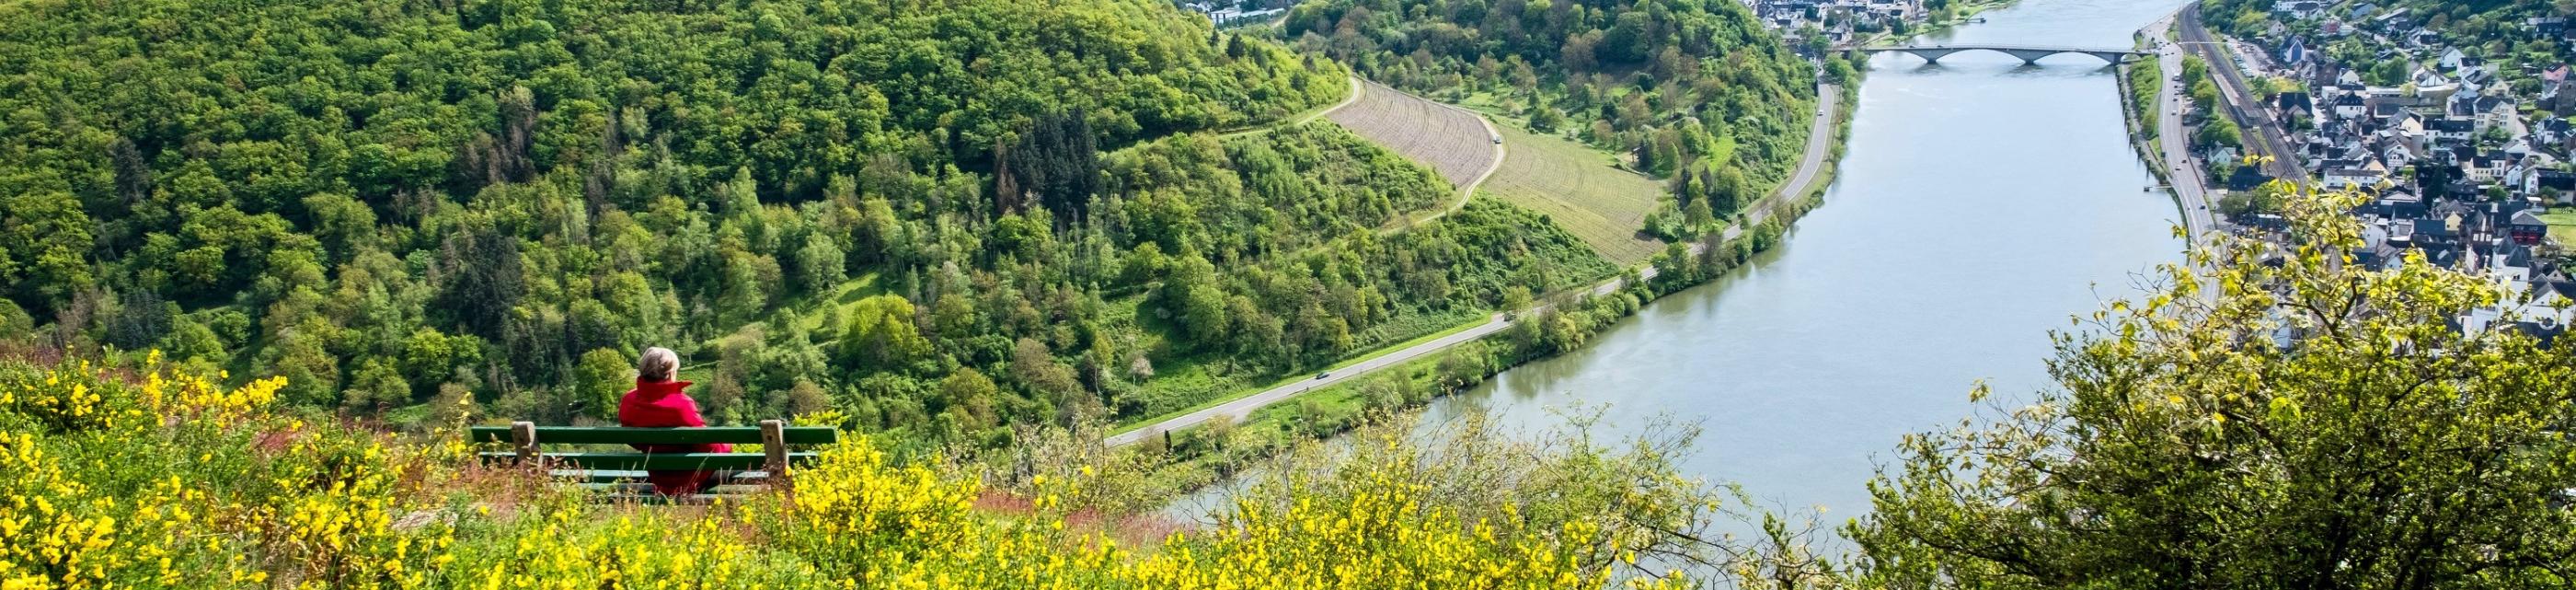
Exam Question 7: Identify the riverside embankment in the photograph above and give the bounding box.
[1173,0,2195,524]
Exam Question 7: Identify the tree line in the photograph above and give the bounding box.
[0,0,1600,450]
[1281,0,1822,237]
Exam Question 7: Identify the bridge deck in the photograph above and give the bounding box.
[1861,44,2142,54]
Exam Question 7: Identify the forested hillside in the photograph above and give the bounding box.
[1281,0,1821,226]
[0,0,1612,445]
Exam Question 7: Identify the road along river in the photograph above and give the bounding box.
[1168,0,2194,523]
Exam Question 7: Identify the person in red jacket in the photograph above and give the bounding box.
[617,347,732,495]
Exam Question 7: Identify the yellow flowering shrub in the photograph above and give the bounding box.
[0,354,1729,589]
[1132,478,1635,589]
[0,357,282,589]
[0,358,139,434]
[429,499,826,589]
[137,353,282,424]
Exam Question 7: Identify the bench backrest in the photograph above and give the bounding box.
[472,420,838,479]
[466,425,840,445]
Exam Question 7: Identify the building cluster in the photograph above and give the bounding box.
[1746,0,1925,45]
[1180,0,1283,28]
[2199,3,2576,338]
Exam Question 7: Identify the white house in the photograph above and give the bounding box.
[2331,94,2368,119]
[2432,117,2477,142]
[2274,0,2322,18]
[2325,168,2387,190]
[2468,154,2508,181]
[2384,143,2416,168]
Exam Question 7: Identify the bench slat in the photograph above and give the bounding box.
[554,469,774,484]
[581,482,769,494]
[478,452,819,470]
[467,426,837,445]
[600,493,732,505]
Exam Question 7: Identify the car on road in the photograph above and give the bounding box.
[1315,371,1329,379]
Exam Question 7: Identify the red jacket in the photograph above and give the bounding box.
[617,379,732,495]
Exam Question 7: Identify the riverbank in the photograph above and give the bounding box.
[1286,0,2194,532]
[2116,46,2166,181]
[1112,73,1843,446]
[1856,0,2020,46]
[1125,189,1843,508]
[1121,78,1856,504]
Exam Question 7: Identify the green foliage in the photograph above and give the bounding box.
[2195,114,2243,149]
[1284,0,1816,187]
[2125,58,2162,141]
[997,110,1104,219]
[1839,191,2576,588]
[1668,159,1743,232]
[839,295,932,375]
[573,348,631,421]
[1100,123,1448,262]
[0,189,94,303]
[432,224,524,340]
[0,0,1351,443]
[2217,179,2293,220]
[935,367,1003,430]
[2204,0,2570,87]
[1121,198,1615,420]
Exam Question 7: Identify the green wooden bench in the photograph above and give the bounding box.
[472,420,836,503]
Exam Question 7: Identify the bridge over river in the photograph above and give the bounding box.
[1861,44,2143,65]
[1168,0,2196,537]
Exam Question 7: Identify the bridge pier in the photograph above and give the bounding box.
[1901,48,1965,64]
[2001,49,2056,64]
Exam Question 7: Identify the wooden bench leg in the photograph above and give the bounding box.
[759,419,788,488]
[511,422,538,467]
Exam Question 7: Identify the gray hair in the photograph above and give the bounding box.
[638,347,679,382]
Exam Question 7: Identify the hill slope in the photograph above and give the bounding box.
[1285,0,1813,179]
[0,0,1574,438]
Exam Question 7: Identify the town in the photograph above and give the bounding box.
[2155,1,2576,340]
[1748,0,1930,46]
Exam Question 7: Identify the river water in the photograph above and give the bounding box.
[1169,0,2191,521]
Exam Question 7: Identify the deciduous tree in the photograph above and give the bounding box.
[1845,191,2576,589]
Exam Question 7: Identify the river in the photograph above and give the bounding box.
[1169,0,2192,522]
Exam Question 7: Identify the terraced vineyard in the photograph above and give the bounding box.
[1326,80,1496,189]
[1484,124,1666,264]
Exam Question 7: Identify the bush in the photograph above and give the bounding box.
[0,353,1728,588]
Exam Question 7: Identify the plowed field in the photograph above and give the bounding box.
[1325,80,1495,189]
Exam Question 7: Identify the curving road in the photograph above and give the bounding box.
[1102,313,1512,446]
[1638,80,1840,284]
[1221,75,1364,139]
[1107,79,1847,446]
[1415,103,1507,227]
[1727,82,1842,243]
[1108,80,1512,447]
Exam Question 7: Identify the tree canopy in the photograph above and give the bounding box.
[0,0,1552,440]
[1835,190,2576,589]
[1282,0,1818,226]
